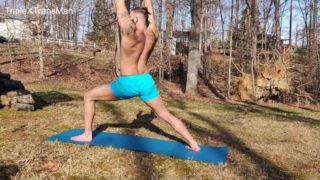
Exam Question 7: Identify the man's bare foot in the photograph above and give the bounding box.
[71,133,92,142]
[186,143,201,152]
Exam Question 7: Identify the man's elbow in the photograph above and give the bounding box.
[151,28,159,39]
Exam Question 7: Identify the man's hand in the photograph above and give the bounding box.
[144,0,159,38]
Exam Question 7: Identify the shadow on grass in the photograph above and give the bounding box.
[240,103,320,127]
[270,111,320,127]
[0,161,19,180]
[245,102,299,115]
[167,100,188,110]
[298,106,320,112]
[187,112,295,179]
[95,111,186,144]
[32,91,73,109]
[95,103,160,179]
[196,101,320,128]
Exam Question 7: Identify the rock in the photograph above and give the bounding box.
[13,103,35,111]
[0,73,35,111]
[12,95,35,104]
[0,95,11,106]
[6,91,19,97]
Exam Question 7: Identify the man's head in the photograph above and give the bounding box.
[130,7,150,28]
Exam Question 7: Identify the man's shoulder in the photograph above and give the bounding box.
[146,27,159,40]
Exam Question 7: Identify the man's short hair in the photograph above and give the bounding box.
[132,7,150,26]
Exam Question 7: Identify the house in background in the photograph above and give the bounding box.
[0,12,33,40]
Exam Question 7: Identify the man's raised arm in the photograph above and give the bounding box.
[115,0,134,34]
[144,0,159,38]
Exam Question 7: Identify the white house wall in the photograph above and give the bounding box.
[0,19,32,39]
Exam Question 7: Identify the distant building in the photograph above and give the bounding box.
[0,13,33,39]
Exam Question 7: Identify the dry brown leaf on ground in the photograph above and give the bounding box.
[42,161,60,171]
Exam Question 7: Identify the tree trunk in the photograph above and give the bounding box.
[228,0,234,98]
[272,0,281,47]
[115,25,121,76]
[311,0,319,100]
[218,0,226,73]
[309,1,313,49]
[262,0,272,53]
[166,0,175,81]
[37,0,45,80]
[203,6,209,81]
[234,0,240,48]
[158,0,164,81]
[289,0,293,45]
[250,0,259,101]
[186,0,202,95]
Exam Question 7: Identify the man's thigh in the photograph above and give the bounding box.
[145,97,167,113]
[86,84,118,101]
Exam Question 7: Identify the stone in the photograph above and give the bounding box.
[0,73,34,111]
[14,103,35,111]
[6,91,19,97]
[0,95,11,106]
[13,95,35,104]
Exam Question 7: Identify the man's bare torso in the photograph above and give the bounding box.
[120,28,157,76]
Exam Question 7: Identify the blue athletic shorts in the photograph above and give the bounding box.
[110,73,160,102]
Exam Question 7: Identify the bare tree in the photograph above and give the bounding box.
[261,0,272,53]
[298,0,311,47]
[37,0,46,80]
[249,0,259,101]
[289,0,293,45]
[218,0,226,72]
[228,0,234,97]
[272,0,281,48]
[186,0,202,94]
[166,0,175,81]
[158,0,164,81]
[311,0,319,100]
[233,0,240,48]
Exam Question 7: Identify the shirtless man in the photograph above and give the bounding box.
[71,0,200,152]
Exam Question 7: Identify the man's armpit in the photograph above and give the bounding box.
[120,23,135,35]
[119,12,135,35]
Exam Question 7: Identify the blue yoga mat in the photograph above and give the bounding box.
[47,129,229,164]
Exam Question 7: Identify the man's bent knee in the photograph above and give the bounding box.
[84,91,94,101]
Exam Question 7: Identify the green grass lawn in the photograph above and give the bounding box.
[1,83,319,179]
